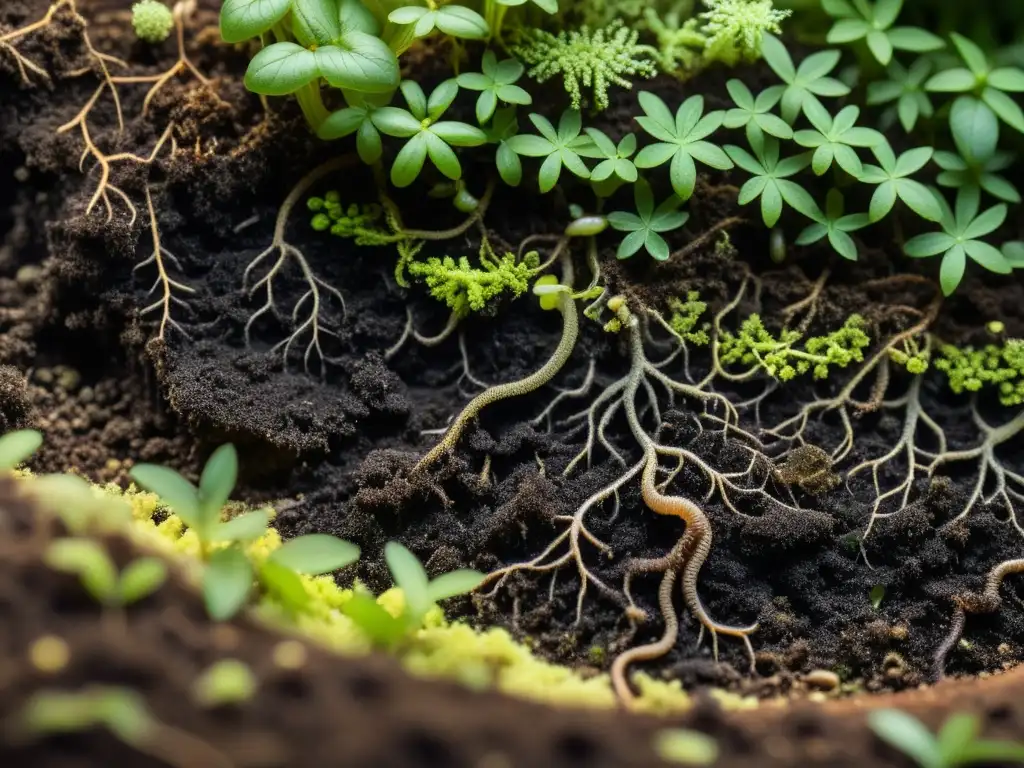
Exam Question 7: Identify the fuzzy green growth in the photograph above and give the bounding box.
[308,193,393,246]
[699,0,791,66]
[934,340,1024,406]
[132,0,174,44]
[667,292,710,345]
[720,314,870,380]
[408,247,540,318]
[512,20,657,111]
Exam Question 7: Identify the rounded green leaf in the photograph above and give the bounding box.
[474,90,497,124]
[212,509,270,543]
[372,107,422,137]
[778,179,820,220]
[314,33,400,93]
[456,72,491,91]
[427,79,459,119]
[424,131,462,179]
[435,6,489,39]
[645,231,670,261]
[244,42,319,96]
[259,559,310,612]
[119,558,168,605]
[199,444,237,522]
[738,176,767,205]
[887,27,944,52]
[131,464,201,529]
[388,6,429,24]
[0,429,42,470]
[495,84,531,106]
[318,108,365,140]
[203,547,254,621]
[220,0,292,44]
[270,534,361,575]
[537,153,562,193]
[761,182,783,227]
[430,121,487,146]
[828,229,858,261]
[635,142,678,169]
[391,134,428,187]
[963,240,1012,273]
[356,120,383,164]
[496,143,522,186]
[427,569,484,602]
[796,222,827,245]
[940,245,966,295]
[894,146,932,176]
[616,229,646,259]
[826,18,870,44]
[950,96,998,161]
[384,541,431,622]
[668,150,697,200]
[688,141,734,170]
[45,539,117,603]
[904,232,955,257]
[925,68,976,92]
[756,113,793,139]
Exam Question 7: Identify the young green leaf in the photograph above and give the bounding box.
[341,591,406,646]
[505,109,591,193]
[456,51,531,124]
[244,42,320,95]
[258,559,311,612]
[859,144,942,221]
[607,180,688,261]
[723,80,793,145]
[426,569,484,603]
[203,546,254,621]
[760,33,850,124]
[219,0,293,44]
[0,428,42,470]
[129,464,202,531]
[198,444,238,526]
[384,541,431,626]
[867,709,943,768]
[45,539,118,605]
[118,558,168,605]
[212,510,270,543]
[795,189,869,261]
[484,107,523,186]
[269,534,361,575]
[725,134,817,227]
[633,92,732,201]
[576,128,638,183]
[822,0,943,66]
[867,58,934,132]
[793,101,884,177]
[903,189,1011,295]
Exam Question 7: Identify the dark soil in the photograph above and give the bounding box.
[3,0,1024,763]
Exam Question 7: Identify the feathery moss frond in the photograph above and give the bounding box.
[511,20,658,111]
[699,0,791,66]
[407,246,541,318]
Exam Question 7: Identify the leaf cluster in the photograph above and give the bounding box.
[45,539,167,609]
[868,709,1024,768]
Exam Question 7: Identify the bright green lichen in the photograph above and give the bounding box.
[719,314,870,380]
[934,339,1024,406]
[511,20,658,111]
[667,291,710,345]
[131,0,174,44]
[407,246,541,318]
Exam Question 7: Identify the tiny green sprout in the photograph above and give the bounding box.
[822,0,943,66]
[860,144,943,222]
[564,215,608,238]
[796,188,871,261]
[925,33,1024,134]
[653,727,720,766]
[388,4,489,42]
[0,428,42,471]
[867,58,934,133]
[484,107,523,187]
[868,709,1024,768]
[342,541,483,648]
[373,80,487,188]
[18,687,155,748]
[533,274,569,310]
[607,179,689,261]
[725,133,817,227]
[192,659,257,708]
[575,128,639,194]
[132,0,174,44]
[760,33,850,124]
[723,80,793,146]
[45,539,167,609]
[456,51,532,125]
[317,91,393,165]
[903,189,1011,296]
[633,92,732,202]
[506,109,592,193]
[870,584,885,610]
[511,20,657,111]
[793,101,885,177]
[698,0,791,65]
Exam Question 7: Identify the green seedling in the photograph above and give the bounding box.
[45,538,167,609]
[867,58,934,132]
[822,0,943,66]
[868,709,1024,768]
[18,687,156,747]
[725,133,817,227]
[723,80,793,146]
[456,50,532,125]
[760,32,850,124]
[575,128,638,197]
[483,0,558,43]
[342,541,482,648]
[633,92,732,202]
[925,33,1024,134]
[792,100,885,177]
[903,189,1011,295]
[192,659,258,707]
[484,107,523,186]
[860,144,942,222]
[506,109,592,193]
[0,428,42,470]
[796,188,871,261]
[388,3,489,42]
[223,0,400,132]
[373,79,487,187]
[607,179,689,261]
[317,91,393,164]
